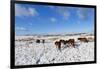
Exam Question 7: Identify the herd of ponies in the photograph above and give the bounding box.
[16,36,94,52]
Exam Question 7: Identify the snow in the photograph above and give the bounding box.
[15,34,94,65]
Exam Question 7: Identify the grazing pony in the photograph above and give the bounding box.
[42,39,45,44]
[66,39,75,47]
[55,41,61,51]
[59,39,66,45]
[78,37,88,42]
[36,39,40,43]
[87,37,94,42]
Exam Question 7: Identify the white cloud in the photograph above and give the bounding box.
[77,8,88,20]
[62,11,70,20]
[46,6,70,20]
[51,17,56,22]
[57,7,70,20]
[15,4,38,17]
[16,27,27,31]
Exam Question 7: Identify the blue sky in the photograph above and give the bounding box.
[15,4,94,35]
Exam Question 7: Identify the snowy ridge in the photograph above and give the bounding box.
[15,34,94,65]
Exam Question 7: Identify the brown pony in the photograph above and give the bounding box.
[59,39,66,45]
[87,37,94,42]
[36,39,40,43]
[78,37,88,42]
[42,39,45,44]
[66,39,75,47]
[55,41,61,51]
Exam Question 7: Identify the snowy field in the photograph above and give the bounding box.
[15,34,94,65]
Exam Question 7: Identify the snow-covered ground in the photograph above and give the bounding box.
[15,34,94,65]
